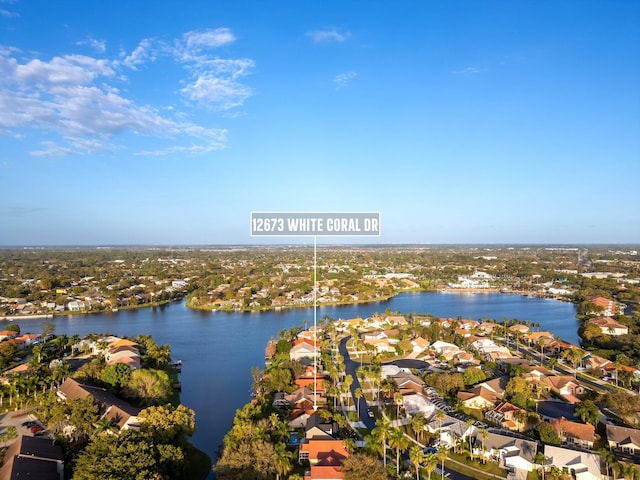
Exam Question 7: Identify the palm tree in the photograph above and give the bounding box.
[274,442,293,480]
[533,452,550,480]
[411,412,426,442]
[423,452,438,480]
[479,429,489,463]
[389,427,409,477]
[355,387,363,416]
[409,445,425,480]
[436,446,448,480]
[624,463,640,480]
[598,448,617,480]
[372,418,392,470]
[394,391,403,418]
[465,418,475,453]
[562,348,583,378]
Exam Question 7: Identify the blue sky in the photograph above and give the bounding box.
[1,1,639,245]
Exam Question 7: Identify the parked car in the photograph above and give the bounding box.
[29,425,43,434]
[366,408,375,418]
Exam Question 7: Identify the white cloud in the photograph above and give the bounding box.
[0,39,242,157]
[0,8,18,18]
[452,66,481,75]
[76,37,107,54]
[182,58,255,110]
[307,29,351,44]
[333,71,357,88]
[122,38,156,69]
[183,28,235,49]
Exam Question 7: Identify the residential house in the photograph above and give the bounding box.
[582,354,612,374]
[299,438,348,480]
[587,316,628,336]
[410,337,430,353]
[473,431,538,473]
[385,315,408,327]
[543,376,584,403]
[15,333,41,348]
[549,417,595,449]
[392,372,427,397]
[430,340,461,359]
[0,330,18,341]
[457,386,501,410]
[0,435,64,480]
[485,402,527,431]
[477,322,500,335]
[290,339,318,361]
[304,413,338,440]
[295,367,327,392]
[606,424,640,455]
[57,378,140,431]
[427,414,475,450]
[589,296,625,317]
[508,324,531,336]
[402,394,436,417]
[543,445,601,480]
[523,331,555,347]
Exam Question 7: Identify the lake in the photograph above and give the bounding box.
[9,292,578,478]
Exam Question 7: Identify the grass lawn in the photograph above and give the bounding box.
[448,451,508,479]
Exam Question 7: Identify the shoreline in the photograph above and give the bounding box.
[2,288,579,320]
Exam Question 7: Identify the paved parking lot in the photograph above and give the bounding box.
[0,408,48,447]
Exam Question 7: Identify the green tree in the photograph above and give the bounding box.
[214,439,279,480]
[73,431,158,480]
[342,453,387,480]
[535,421,561,445]
[423,452,438,480]
[389,427,409,477]
[123,368,172,406]
[462,367,486,386]
[372,418,392,470]
[138,404,195,446]
[102,363,132,390]
[574,400,600,426]
[409,445,424,480]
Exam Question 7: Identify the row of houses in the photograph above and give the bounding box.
[73,335,141,370]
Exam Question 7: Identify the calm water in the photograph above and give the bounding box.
[10,292,577,478]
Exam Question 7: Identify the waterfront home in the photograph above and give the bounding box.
[587,316,629,336]
[290,339,317,361]
[549,417,595,449]
[57,378,140,431]
[0,330,19,341]
[299,438,348,480]
[606,424,640,455]
[0,435,64,480]
[543,445,601,480]
[508,324,530,336]
[589,296,625,317]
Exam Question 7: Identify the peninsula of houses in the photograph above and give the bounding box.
[216,311,640,480]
